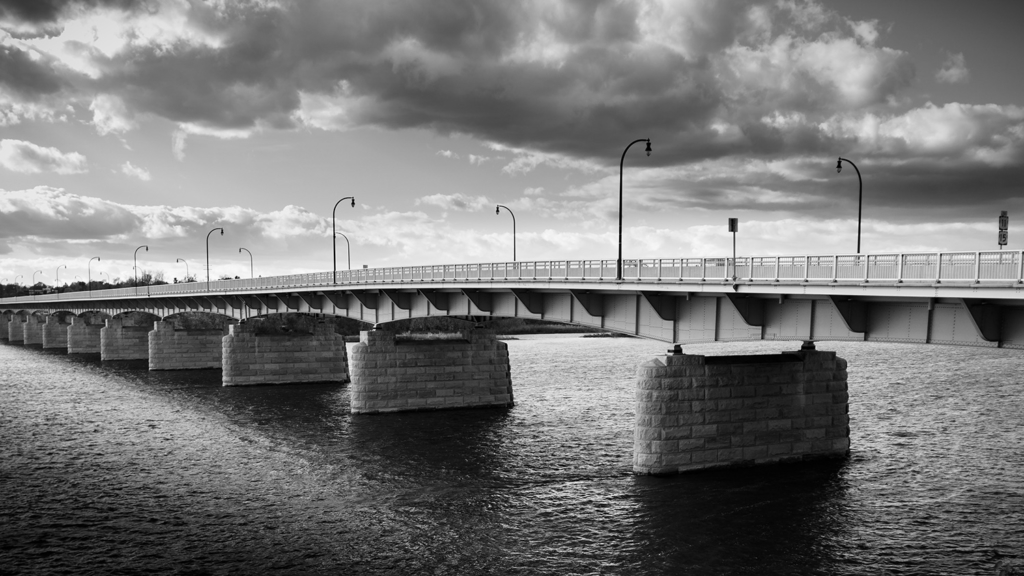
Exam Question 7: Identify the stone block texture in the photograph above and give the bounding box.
[23,316,43,345]
[101,318,151,361]
[68,317,102,354]
[633,349,849,475]
[42,317,69,349]
[349,329,514,414]
[149,321,227,370]
[0,313,11,339]
[7,317,26,342]
[222,322,348,386]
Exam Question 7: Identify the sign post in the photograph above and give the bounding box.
[999,211,1009,250]
[728,218,739,280]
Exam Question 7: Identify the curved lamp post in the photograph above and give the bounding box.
[617,138,652,280]
[337,233,351,273]
[239,247,253,279]
[207,227,224,290]
[333,196,355,283]
[88,257,100,294]
[15,274,23,285]
[1,278,6,298]
[134,245,149,295]
[836,157,864,253]
[495,204,517,261]
[55,264,66,288]
[33,270,43,286]
[176,258,189,283]
[100,272,109,285]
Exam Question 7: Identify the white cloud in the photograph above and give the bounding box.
[436,149,460,160]
[90,94,136,135]
[936,52,970,84]
[524,187,545,196]
[416,193,490,212]
[468,154,491,165]
[120,161,151,181]
[0,139,87,174]
[172,123,252,161]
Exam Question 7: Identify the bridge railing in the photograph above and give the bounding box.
[3,251,1022,305]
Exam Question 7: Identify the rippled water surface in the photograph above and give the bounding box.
[1,336,1022,575]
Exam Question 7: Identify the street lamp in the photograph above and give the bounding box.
[617,138,652,280]
[238,247,253,279]
[207,227,224,290]
[495,204,517,261]
[33,270,43,286]
[176,258,189,282]
[134,245,148,295]
[56,264,66,287]
[333,196,355,283]
[100,272,109,286]
[337,233,351,272]
[88,257,100,294]
[1,278,6,299]
[836,157,864,253]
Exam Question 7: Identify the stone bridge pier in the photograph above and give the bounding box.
[42,316,70,349]
[149,320,233,371]
[221,321,349,386]
[348,328,513,414]
[68,316,104,354]
[101,318,151,361]
[633,344,850,475]
[23,315,44,346]
[2,312,15,341]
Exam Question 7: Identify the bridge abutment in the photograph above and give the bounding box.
[349,329,513,414]
[23,316,43,346]
[68,316,103,354]
[221,322,348,386]
[42,317,69,349]
[633,347,849,475]
[149,321,228,370]
[101,318,151,361]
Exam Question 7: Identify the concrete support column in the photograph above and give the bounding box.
[68,316,103,354]
[6,317,23,342]
[149,320,227,370]
[42,316,70,349]
[349,328,514,414]
[0,312,12,340]
[633,348,850,475]
[221,322,348,386]
[101,318,151,361]
[23,315,44,346]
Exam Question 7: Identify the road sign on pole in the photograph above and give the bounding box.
[999,211,1009,249]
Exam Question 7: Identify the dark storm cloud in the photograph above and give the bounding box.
[0,0,145,23]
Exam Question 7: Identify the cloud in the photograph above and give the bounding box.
[416,193,490,212]
[936,51,969,84]
[523,186,544,196]
[90,94,136,135]
[468,154,491,165]
[436,149,460,160]
[172,123,252,161]
[0,139,87,173]
[0,0,920,167]
[120,160,150,181]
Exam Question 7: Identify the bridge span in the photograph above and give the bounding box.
[4,251,1024,348]
[4,250,1022,475]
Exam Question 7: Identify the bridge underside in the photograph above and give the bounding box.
[5,287,1021,348]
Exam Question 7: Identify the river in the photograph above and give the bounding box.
[1,336,1022,575]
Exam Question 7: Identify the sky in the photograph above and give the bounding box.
[1,0,1023,285]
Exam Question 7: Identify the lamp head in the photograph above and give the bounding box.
[645,139,652,157]
[351,198,355,208]
[219,229,224,236]
[238,248,242,253]
[495,206,500,215]
[836,158,842,173]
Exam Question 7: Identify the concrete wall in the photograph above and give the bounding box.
[7,316,25,342]
[23,316,43,345]
[349,329,514,414]
[633,348,849,475]
[222,322,348,386]
[0,312,11,340]
[42,316,69,349]
[101,318,151,361]
[68,316,102,354]
[149,321,227,370]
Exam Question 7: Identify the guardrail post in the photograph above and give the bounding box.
[897,254,903,283]
[803,256,809,282]
[832,255,838,283]
[774,257,779,282]
[863,255,869,282]
[701,258,706,282]
[657,258,662,281]
[935,252,942,284]
[974,251,981,283]
[1018,251,1024,284]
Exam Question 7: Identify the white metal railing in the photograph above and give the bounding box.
[2,251,1022,304]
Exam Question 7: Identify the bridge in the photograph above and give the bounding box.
[4,249,1023,475]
